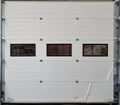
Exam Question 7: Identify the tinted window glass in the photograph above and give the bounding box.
[10,44,36,56]
[83,44,108,56]
[47,44,72,56]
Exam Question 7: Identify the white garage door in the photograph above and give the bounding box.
[4,1,113,103]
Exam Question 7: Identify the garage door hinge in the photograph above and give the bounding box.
[114,82,120,92]
[115,0,120,5]
[114,59,120,64]
[1,60,5,63]
[114,38,120,42]
[2,18,5,21]
[2,37,5,42]
[114,17,120,21]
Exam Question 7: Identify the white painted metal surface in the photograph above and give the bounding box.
[4,1,113,103]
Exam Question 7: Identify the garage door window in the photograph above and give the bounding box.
[83,44,108,56]
[47,44,72,56]
[10,44,36,56]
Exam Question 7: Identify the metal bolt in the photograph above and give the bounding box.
[40,59,43,62]
[40,80,43,83]
[40,38,43,41]
[76,17,79,20]
[75,80,79,83]
[76,38,79,41]
[40,17,43,20]
[76,59,79,62]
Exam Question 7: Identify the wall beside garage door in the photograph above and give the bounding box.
[4,1,113,103]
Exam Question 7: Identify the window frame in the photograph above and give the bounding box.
[83,44,108,57]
